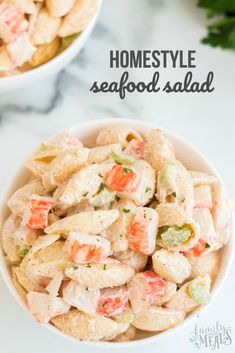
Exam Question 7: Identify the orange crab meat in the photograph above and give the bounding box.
[142,271,166,303]
[0,3,28,44]
[22,195,53,230]
[126,140,145,158]
[97,286,129,317]
[128,271,166,313]
[105,164,140,193]
[128,207,158,255]
[184,238,208,257]
[67,232,111,264]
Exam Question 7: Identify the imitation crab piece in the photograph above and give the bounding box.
[128,271,166,313]
[0,2,28,43]
[97,286,129,317]
[193,185,213,209]
[22,195,53,230]
[27,291,70,324]
[193,208,215,245]
[7,32,36,67]
[62,280,100,315]
[128,207,158,255]
[105,164,141,197]
[211,183,233,230]
[125,139,145,159]
[64,232,111,264]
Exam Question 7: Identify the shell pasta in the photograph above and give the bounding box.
[1,125,233,342]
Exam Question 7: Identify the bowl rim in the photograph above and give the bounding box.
[0,0,103,84]
[0,117,234,349]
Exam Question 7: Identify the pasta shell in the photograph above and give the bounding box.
[65,261,134,289]
[7,180,47,217]
[107,199,136,253]
[144,129,175,172]
[157,220,200,252]
[131,159,156,206]
[46,0,76,17]
[58,0,98,37]
[156,203,187,227]
[132,306,185,332]
[187,251,220,281]
[30,7,61,45]
[1,215,21,263]
[157,160,194,218]
[114,249,148,273]
[45,210,119,236]
[96,125,142,149]
[4,0,36,14]
[152,249,191,284]
[42,147,89,191]
[88,144,121,164]
[51,309,127,341]
[11,267,27,303]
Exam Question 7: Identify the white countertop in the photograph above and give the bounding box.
[0,0,234,352]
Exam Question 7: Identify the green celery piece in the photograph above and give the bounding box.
[89,188,116,207]
[187,282,211,304]
[18,246,30,258]
[161,225,191,246]
[111,150,136,165]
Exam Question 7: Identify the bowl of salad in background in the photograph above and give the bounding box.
[0,118,234,348]
[0,0,102,92]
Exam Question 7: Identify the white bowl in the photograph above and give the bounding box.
[0,0,102,93]
[0,118,234,349]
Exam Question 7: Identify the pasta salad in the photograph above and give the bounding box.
[0,0,98,77]
[1,125,233,342]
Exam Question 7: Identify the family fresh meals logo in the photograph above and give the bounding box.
[90,50,215,99]
[189,322,232,350]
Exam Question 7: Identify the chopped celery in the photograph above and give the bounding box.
[89,188,116,207]
[161,224,192,246]
[111,150,136,165]
[187,282,211,305]
[159,162,178,190]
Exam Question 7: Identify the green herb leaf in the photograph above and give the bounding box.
[103,264,107,270]
[123,208,130,213]
[99,182,105,191]
[145,187,151,193]
[205,242,210,248]
[18,246,30,258]
[72,266,78,270]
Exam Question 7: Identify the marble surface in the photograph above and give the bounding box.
[0,0,235,352]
